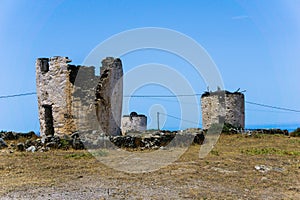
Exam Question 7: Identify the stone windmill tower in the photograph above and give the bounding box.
[36,56,123,138]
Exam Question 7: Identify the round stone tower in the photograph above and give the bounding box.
[121,112,147,135]
[201,90,245,130]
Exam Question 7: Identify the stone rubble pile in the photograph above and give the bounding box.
[245,129,289,136]
[0,127,291,153]
[78,129,205,150]
[0,129,205,152]
[0,131,37,140]
[109,131,205,150]
[0,131,85,152]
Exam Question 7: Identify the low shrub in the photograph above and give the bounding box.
[208,123,240,134]
[290,128,300,137]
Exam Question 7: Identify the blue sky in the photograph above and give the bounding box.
[0,0,299,132]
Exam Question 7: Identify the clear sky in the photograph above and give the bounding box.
[0,0,299,132]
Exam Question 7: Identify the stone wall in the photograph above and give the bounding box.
[36,56,77,137]
[95,57,123,136]
[71,65,99,132]
[121,112,147,135]
[201,91,245,129]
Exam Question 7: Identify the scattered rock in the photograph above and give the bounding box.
[72,138,84,150]
[255,165,271,173]
[271,167,285,173]
[26,146,36,153]
[261,177,268,181]
[211,167,238,174]
[255,165,285,173]
[25,140,33,148]
[288,186,300,192]
[160,146,167,150]
[17,143,25,152]
[193,133,205,144]
[0,138,8,149]
[71,132,80,139]
[46,142,57,149]
[39,147,50,152]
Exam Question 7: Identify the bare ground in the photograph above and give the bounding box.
[0,134,299,199]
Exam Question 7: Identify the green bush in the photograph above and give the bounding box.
[222,123,239,134]
[290,128,300,137]
[208,123,239,134]
[59,139,71,149]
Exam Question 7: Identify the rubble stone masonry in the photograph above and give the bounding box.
[36,56,123,138]
[201,91,245,129]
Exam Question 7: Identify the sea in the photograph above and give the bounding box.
[245,123,299,132]
[165,123,299,132]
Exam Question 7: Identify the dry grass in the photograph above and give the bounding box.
[0,134,299,199]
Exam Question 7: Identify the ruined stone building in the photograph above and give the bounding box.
[201,90,245,129]
[121,112,147,135]
[36,56,123,138]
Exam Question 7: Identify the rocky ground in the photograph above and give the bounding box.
[0,132,299,199]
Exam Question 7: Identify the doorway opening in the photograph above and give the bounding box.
[43,105,54,136]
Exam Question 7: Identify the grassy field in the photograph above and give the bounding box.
[0,134,299,199]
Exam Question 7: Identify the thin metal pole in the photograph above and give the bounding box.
[157,112,160,130]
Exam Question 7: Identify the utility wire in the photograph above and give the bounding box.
[246,109,293,114]
[124,94,202,98]
[131,96,200,105]
[160,112,201,125]
[0,92,36,99]
[246,101,300,113]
